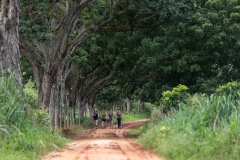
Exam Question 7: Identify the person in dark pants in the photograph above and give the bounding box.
[116,109,122,129]
[92,108,98,129]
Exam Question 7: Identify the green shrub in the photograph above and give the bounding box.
[79,117,91,128]
[216,81,240,95]
[24,79,38,108]
[162,84,190,111]
[33,109,51,128]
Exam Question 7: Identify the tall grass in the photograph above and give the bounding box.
[139,92,240,160]
[0,74,27,126]
[0,75,67,160]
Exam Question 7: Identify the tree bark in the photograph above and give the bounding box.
[126,97,131,112]
[85,102,92,118]
[40,72,53,109]
[60,72,66,128]
[0,0,22,84]
[139,102,144,111]
[78,97,86,117]
[49,82,56,127]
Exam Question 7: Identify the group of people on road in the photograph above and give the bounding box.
[92,108,122,129]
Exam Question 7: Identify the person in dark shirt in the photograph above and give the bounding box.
[116,109,122,129]
[92,108,98,129]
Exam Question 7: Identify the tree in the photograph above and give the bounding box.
[0,0,22,84]
[132,0,240,101]
[20,0,159,110]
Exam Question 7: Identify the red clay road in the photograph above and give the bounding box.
[41,119,164,160]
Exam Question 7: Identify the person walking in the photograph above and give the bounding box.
[92,108,98,129]
[101,110,107,129]
[108,109,114,129]
[116,108,122,129]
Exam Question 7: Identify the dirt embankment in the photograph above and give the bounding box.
[41,119,163,160]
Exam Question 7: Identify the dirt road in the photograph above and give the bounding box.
[42,119,163,160]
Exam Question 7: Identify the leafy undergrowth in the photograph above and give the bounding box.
[139,92,240,160]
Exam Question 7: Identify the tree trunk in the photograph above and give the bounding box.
[0,0,22,84]
[77,96,86,123]
[49,82,56,128]
[88,98,94,114]
[68,68,81,125]
[49,72,61,128]
[126,97,131,112]
[139,102,144,111]
[85,102,93,118]
[60,76,66,128]
[65,86,70,128]
[40,73,53,109]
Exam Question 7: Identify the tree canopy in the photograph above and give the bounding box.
[9,0,240,128]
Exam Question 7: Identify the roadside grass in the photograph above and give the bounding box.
[0,75,68,160]
[128,122,148,137]
[123,110,151,122]
[0,123,69,160]
[1,127,68,160]
[139,93,240,160]
[128,126,144,137]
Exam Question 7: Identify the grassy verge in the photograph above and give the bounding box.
[122,110,150,122]
[0,124,69,160]
[128,122,148,137]
[139,93,240,160]
[0,75,69,160]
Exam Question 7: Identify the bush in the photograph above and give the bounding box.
[24,79,38,108]
[161,84,190,111]
[33,109,51,128]
[79,117,91,128]
[216,81,240,95]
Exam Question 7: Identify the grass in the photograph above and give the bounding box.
[139,93,240,160]
[0,124,69,160]
[0,75,68,160]
[128,123,148,137]
[128,126,144,136]
[122,110,151,122]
